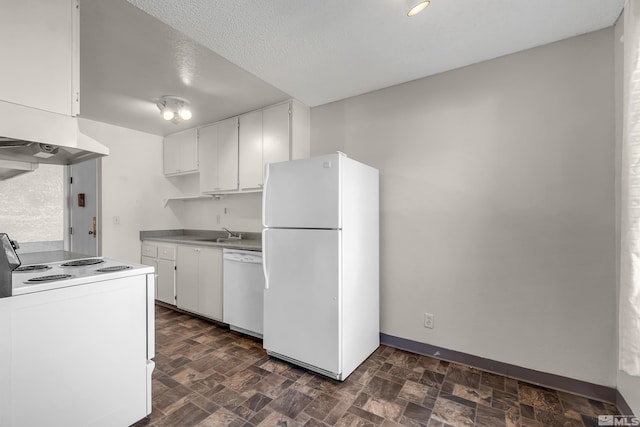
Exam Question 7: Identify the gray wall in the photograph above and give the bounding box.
[311,29,617,386]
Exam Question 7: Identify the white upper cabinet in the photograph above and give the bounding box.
[289,100,311,161]
[239,110,264,191]
[0,0,79,116]
[263,103,291,169]
[200,117,239,193]
[199,124,220,192]
[162,100,309,196]
[238,100,310,192]
[163,128,199,176]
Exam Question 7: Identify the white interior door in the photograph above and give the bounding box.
[263,228,341,374]
[69,159,99,256]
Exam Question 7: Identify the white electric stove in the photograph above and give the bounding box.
[2,256,156,427]
[12,257,153,296]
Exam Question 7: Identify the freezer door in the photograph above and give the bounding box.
[263,229,340,375]
[263,154,341,229]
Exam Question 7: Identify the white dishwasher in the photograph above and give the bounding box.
[223,249,264,338]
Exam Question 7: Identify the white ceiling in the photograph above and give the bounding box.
[79,0,624,136]
[79,0,290,136]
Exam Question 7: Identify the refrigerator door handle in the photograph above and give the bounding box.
[262,163,270,227]
[262,229,269,289]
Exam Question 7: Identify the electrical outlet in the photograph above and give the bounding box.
[424,313,435,329]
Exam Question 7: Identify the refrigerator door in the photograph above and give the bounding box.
[263,228,341,376]
[263,153,341,229]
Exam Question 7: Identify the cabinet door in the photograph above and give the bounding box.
[0,0,77,116]
[157,259,176,305]
[218,117,239,192]
[164,129,198,175]
[163,137,181,175]
[180,129,199,173]
[290,100,311,160]
[176,246,199,312]
[239,110,263,190]
[198,123,220,192]
[263,103,290,167]
[198,247,223,321]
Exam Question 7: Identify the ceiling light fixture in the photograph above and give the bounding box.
[407,0,430,16]
[156,95,192,124]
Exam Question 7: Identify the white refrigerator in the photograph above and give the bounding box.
[262,152,379,380]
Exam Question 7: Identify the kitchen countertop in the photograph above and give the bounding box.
[140,229,262,251]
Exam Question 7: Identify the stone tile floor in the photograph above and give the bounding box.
[133,305,621,427]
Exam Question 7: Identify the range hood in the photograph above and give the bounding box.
[0,100,109,165]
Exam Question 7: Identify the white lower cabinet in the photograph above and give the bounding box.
[157,258,177,305]
[176,245,223,321]
[141,242,176,305]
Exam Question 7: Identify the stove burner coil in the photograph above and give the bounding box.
[26,274,72,283]
[96,266,132,273]
[61,259,105,267]
[14,265,51,272]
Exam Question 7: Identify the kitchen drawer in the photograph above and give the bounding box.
[158,245,176,261]
[141,243,157,258]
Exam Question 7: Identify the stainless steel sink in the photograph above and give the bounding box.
[182,236,245,244]
[215,238,243,243]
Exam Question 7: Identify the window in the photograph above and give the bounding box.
[0,164,64,244]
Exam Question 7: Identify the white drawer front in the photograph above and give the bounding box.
[141,244,157,258]
[158,245,176,261]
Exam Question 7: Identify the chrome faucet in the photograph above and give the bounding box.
[222,228,242,239]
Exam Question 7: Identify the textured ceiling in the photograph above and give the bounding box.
[79,0,624,136]
[125,0,624,107]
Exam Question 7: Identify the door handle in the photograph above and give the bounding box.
[262,229,269,290]
[262,164,270,227]
[90,217,96,238]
